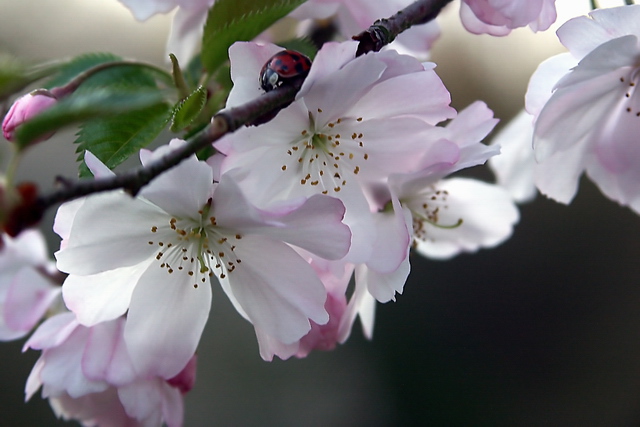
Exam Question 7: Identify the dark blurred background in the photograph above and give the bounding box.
[2,1,640,425]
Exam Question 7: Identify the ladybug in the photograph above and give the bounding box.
[260,50,312,93]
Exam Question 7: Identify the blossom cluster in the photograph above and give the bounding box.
[6,0,640,425]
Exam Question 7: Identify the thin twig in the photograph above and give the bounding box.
[353,0,454,56]
[22,0,453,235]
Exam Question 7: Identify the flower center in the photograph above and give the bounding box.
[405,186,462,245]
[147,207,243,289]
[620,68,640,117]
[280,108,369,194]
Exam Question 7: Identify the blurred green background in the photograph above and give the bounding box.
[2,0,640,425]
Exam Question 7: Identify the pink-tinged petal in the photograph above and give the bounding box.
[118,380,184,427]
[0,229,48,270]
[55,193,167,275]
[587,5,640,44]
[350,117,442,177]
[556,15,618,61]
[48,388,135,427]
[218,101,310,154]
[206,153,225,182]
[82,318,136,386]
[167,355,198,394]
[166,7,208,63]
[117,0,177,21]
[301,49,386,120]
[298,41,359,98]
[338,267,376,343]
[140,153,214,219]
[221,235,328,344]
[533,67,623,162]
[488,110,537,203]
[525,53,576,117]
[444,101,498,148]
[4,267,60,336]
[296,291,347,358]
[254,327,300,361]
[54,199,84,248]
[586,154,640,215]
[529,0,557,32]
[213,170,352,261]
[251,195,352,260]
[84,151,115,178]
[366,198,411,277]
[554,36,639,90]
[23,312,78,352]
[459,2,512,36]
[412,178,519,259]
[124,262,212,378]
[534,141,587,204]
[351,68,455,123]
[390,21,440,58]
[210,172,279,227]
[62,262,148,326]
[364,254,411,304]
[227,42,284,108]
[40,328,109,399]
[25,356,45,401]
[412,139,462,174]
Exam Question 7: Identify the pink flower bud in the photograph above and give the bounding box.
[2,90,57,142]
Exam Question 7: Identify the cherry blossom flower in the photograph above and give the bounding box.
[55,142,351,377]
[217,40,456,264]
[0,230,61,341]
[526,5,640,213]
[24,312,193,427]
[391,102,518,259]
[361,102,517,300]
[459,0,558,36]
[291,0,440,57]
[116,0,214,61]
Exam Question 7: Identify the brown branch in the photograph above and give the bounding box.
[10,0,455,236]
[353,0,454,56]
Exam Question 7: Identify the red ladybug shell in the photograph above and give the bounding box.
[260,50,312,92]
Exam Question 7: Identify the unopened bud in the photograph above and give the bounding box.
[2,90,58,142]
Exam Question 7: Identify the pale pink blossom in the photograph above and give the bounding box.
[0,230,60,341]
[218,41,456,265]
[526,5,640,213]
[24,312,191,427]
[387,102,518,260]
[55,141,351,376]
[291,0,440,57]
[460,0,558,36]
[2,91,57,142]
[116,0,215,61]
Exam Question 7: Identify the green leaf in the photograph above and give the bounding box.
[0,55,59,101]
[170,86,207,132]
[76,102,172,177]
[201,0,305,73]
[44,53,124,88]
[45,53,171,91]
[15,89,166,148]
